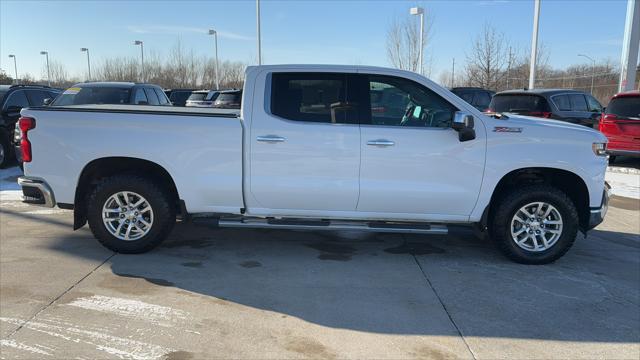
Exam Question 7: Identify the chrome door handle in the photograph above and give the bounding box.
[257,135,286,143]
[367,139,395,147]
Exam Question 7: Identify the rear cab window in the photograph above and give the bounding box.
[606,96,640,120]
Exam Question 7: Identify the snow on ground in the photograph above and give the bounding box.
[0,166,22,202]
[605,171,640,200]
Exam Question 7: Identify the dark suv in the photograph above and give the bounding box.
[488,89,603,128]
[450,87,494,112]
[52,82,171,106]
[0,85,61,167]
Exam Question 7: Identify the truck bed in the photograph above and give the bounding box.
[21,104,245,214]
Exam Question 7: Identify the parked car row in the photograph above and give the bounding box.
[450,86,638,161]
[185,89,242,108]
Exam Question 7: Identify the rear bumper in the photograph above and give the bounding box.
[17,176,56,208]
[587,182,611,230]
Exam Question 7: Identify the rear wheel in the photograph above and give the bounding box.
[87,175,175,253]
[490,185,578,264]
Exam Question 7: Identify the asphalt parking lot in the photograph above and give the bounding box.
[0,172,639,359]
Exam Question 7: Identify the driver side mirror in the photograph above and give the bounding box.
[43,98,52,106]
[452,112,476,142]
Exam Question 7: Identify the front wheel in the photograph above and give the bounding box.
[490,185,578,264]
[87,175,175,253]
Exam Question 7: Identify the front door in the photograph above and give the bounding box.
[357,74,486,219]
[249,72,361,212]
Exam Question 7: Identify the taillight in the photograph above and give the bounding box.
[19,117,36,163]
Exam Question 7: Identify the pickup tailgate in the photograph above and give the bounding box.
[20,105,244,214]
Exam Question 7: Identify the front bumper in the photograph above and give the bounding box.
[587,182,611,230]
[607,149,640,158]
[17,176,56,208]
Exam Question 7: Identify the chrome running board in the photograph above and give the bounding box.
[217,218,448,235]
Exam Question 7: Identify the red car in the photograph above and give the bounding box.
[599,90,640,163]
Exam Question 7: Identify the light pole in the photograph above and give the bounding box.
[256,0,262,65]
[40,51,51,86]
[8,55,17,84]
[133,40,144,82]
[81,48,92,81]
[528,0,541,89]
[208,29,220,90]
[578,54,596,94]
[410,6,424,75]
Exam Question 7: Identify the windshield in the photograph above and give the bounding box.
[187,93,207,101]
[606,97,640,119]
[490,94,550,113]
[53,87,131,106]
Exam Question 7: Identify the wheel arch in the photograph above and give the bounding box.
[73,157,181,230]
[483,167,591,232]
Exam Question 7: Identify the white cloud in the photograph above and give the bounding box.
[126,25,252,40]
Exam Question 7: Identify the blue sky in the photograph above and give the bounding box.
[0,0,630,81]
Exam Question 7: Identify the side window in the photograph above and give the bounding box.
[271,73,355,124]
[144,88,160,105]
[154,88,170,104]
[133,88,148,105]
[25,90,50,106]
[3,90,29,110]
[586,95,602,112]
[553,95,571,111]
[569,94,588,111]
[367,75,457,128]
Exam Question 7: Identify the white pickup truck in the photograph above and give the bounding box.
[17,65,611,264]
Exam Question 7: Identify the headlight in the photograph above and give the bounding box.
[592,142,607,157]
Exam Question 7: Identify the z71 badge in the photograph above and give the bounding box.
[493,126,523,133]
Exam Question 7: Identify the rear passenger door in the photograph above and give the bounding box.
[249,72,361,212]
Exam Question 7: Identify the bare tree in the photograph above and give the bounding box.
[0,70,12,85]
[464,24,509,90]
[386,13,432,74]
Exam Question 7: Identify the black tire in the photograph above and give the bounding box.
[489,185,579,264]
[87,175,175,253]
[0,129,14,169]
